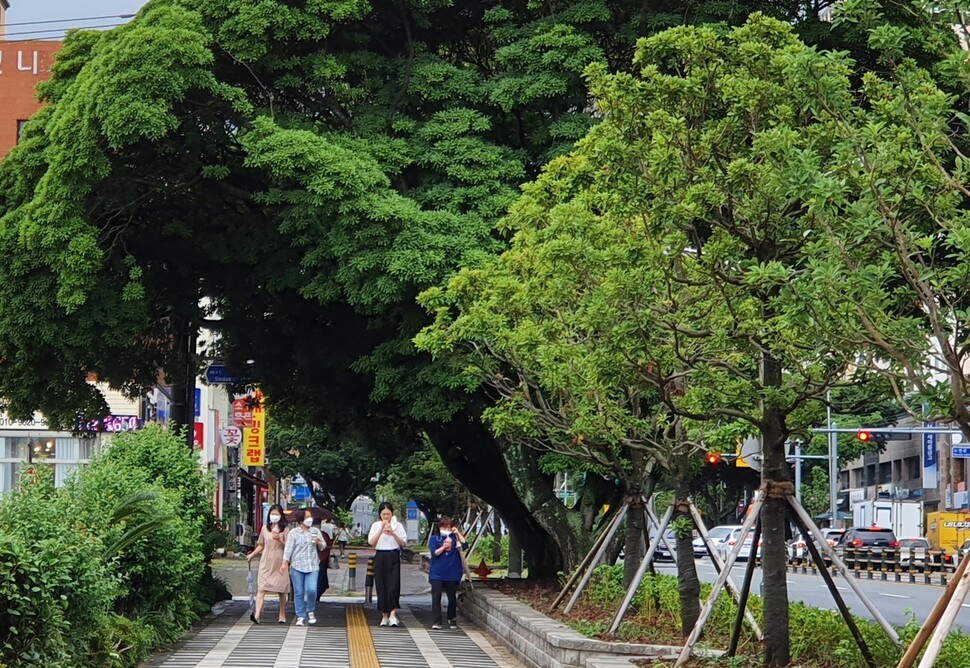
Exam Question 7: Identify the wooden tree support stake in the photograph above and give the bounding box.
[675,494,765,666]
[895,549,970,668]
[727,517,761,657]
[552,503,629,613]
[686,502,762,641]
[792,506,876,668]
[786,496,900,645]
[607,504,674,634]
[916,553,970,668]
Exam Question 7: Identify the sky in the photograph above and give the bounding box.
[6,0,149,40]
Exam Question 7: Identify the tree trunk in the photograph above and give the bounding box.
[673,448,701,635]
[624,494,646,588]
[503,440,591,572]
[761,355,791,667]
[167,314,198,449]
[492,513,503,563]
[426,414,565,578]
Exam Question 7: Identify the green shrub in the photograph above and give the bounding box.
[65,459,203,646]
[0,466,117,668]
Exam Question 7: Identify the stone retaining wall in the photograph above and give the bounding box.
[463,586,689,668]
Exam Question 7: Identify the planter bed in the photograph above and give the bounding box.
[463,581,720,668]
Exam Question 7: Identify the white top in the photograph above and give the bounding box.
[321,520,335,539]
[368,517,407,550]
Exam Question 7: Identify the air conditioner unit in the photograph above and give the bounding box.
[893,488,910,500]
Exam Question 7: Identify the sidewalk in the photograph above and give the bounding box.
[141,553,523,668]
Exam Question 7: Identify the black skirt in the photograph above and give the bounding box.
[373,549,401,613]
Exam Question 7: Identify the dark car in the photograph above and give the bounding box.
[837,527,899,557]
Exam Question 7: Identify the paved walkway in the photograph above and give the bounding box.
[141,552,524,668]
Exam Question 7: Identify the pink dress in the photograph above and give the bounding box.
[257,526,290,593]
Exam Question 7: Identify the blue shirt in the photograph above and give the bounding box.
[428,533,468,582]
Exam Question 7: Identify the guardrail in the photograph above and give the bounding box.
[787,546,957,585]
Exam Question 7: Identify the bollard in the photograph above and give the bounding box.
[365,558,375,603]
[348,553,357,591]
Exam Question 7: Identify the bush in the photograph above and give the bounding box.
[0,466,118,668]
[65,446,205,645]
[0,427,216,668]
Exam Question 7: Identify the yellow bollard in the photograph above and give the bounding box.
[348,553,358,591]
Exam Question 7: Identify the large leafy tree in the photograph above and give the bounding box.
[0,0,941,583]
[421,14,931,663]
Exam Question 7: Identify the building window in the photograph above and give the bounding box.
[16,120,27,143]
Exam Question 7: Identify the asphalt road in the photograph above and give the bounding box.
[653,559,970,632]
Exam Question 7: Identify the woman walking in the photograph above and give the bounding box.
[281,508,327,626]
[246,504,290,624]
[368,501,407,626]
[428,516,467,630]
[336,522,350,559]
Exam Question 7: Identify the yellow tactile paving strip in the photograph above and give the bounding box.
[346,604,381,668]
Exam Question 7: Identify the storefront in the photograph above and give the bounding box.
[0,426,104,493]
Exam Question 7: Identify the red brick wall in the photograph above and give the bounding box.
[0,41,61,158]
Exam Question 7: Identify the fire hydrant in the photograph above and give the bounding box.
[474,559,492,582]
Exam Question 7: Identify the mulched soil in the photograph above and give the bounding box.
[486,579,696,647]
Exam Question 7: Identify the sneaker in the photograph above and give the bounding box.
[379,617,389,627]
[307,613,317,625]
[389,616,400,627]
[449,620,458,629]
[295,618,305,627]
[431,623,441,630]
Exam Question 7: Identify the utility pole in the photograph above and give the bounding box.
[827,391,838,528]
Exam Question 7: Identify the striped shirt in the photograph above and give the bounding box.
[283,527,323,573]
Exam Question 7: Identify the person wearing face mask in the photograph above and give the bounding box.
[427,516,468,630]
[367,501,408,627]
[281,508,327,626]
[246,504,290,624]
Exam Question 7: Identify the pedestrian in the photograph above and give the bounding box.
[245,503,290,624]
[336,522,350,559]
[281,508,326,626]
[428,516,467,630]
[314,515,334,600]
[367,501,407,626]
[321,514,336,541]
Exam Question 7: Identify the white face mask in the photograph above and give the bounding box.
[303,518,314,527]
[440,530,451,537]
[269,514,281,523]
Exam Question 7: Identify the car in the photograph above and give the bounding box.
[649,530,678,561]
[714,525,762,562]
[897,537,929,569]
[836,527,899,558]
[694,526,734,558]
[788,529,844,561]
[618,529,677,563]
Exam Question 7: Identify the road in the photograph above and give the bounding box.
[654,559,970,631]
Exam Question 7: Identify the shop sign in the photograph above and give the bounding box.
[242,396,265,467]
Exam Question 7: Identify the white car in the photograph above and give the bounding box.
[788,529,844,561]
[715,525,762,561]
[693,526,734,558]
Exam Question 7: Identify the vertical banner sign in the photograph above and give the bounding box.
[923,422,938,489]
[193,422,204,450]
[227,446,239,493]
[242,394,265,467]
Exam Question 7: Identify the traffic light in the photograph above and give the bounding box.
[705,451,721,466]
[855,430,906,444]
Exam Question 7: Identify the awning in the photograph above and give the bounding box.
[238,469,268,487]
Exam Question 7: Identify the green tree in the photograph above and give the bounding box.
[0,0,940,584]
[384,436,469,527]
[421,14,919,662]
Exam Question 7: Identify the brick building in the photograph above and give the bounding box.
[0,1,61,159]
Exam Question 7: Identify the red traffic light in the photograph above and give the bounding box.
[705,451,721,465]
[856,430,872,442]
